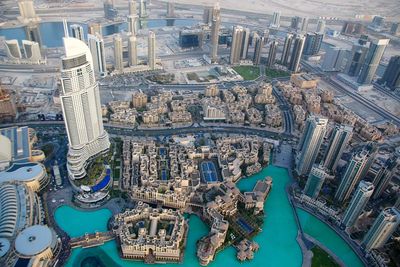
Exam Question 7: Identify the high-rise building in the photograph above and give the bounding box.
[378,56,400,90]
[127,15,139,35]
[113,34,123,72]
[290,16,301,30]
[303,164,328,198]
[342,180,374,228]
[210,3,221,63]
[104,0,118,20]
[4,40,22,61]
[17,0,39,23]
[372,157,398,199]
[128,35,138,67]
[303,32,323,56]
[129,0,137,16]
[148,31,156,70]
[281,33,293,66]
[321,46,347,72]
[167,1,175,18]
[341,21,365,36]
[300,17,309,32]
[335,147,375,203]
[323,124,353,172]
[270,11,281,28]
[59,26,110,180]
[362,207,400,251]
[267,40,278,68]
[253,34,264,65]
[345,35,369,77]
[0,88,17,122]
[88,22,102,36]
[139,0,148,18]
[25,24,42,46]
[179,29,203,49]
[288,34,305,72]
[357,38,389,85]
[295,115,328,176]
[369,16,385,31]
[316,19,326,34]
[390,22,400,36]
[203,6,213,25]
[70,24,84,42]
[88,33,107,77]
[22,40,41,64]
[229,26,249,64]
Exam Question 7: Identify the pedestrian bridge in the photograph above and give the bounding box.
[70,231,115,248]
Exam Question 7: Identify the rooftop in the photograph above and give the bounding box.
[15,225,53,257]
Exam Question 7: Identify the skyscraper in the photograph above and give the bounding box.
[22,40,41,64]
[281,33,293,66]
[0,88,17,122]
[362,207,400,251]
[335,147,374,203]
[290,16,301,30]
[4,40,22,61]
[253,34,264,65]
[372,157,398,199]
[210,3,221,63]
[203,6,213,25]
[295,115,328,176]
[323,124,353,172]
[345,35,369,77]
[303,32,324,56]
[288,34,305,72]
[229,26,245,64]
[104,0,118,20]
[113,34,123,72]
[342,180,374,228]
[25,24,42,47]
[321,46,347,72]
[60,24,110,180]
[129,0,137,16]
[316,19,326,34]
[378,55,400,90]
[303,164,328,198]
[357,38,390,85]
[70,24,84,42]
[139,0,148,18]
[300,17,309,32]
[127,15,139,35]
[390,22,400,36]
[88,33,107,77]
[148,31,156,70]
[267,40,278,68]
[128,35,138,67]
[240,28,251,60]
[167,1,175,18]
[88,22,102,36]
[270,11,281,28]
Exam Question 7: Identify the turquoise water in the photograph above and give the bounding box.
[54,165,363,267]
[297,208,364,267]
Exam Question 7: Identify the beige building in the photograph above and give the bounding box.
[290,73,318,89]
[132,91,148,108]
[0,88,17,122]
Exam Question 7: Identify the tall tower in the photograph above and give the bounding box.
[210,3,221,63]
[113,34,123,72]
[362,207,400,251]
[267,40,278,68]
[22,40,42,64]
[148,31,156,70]
[166,1,175,18]
[345,35,369,77]
[240,28,251,60]
[303,32,324,56]
[281,33,293,66]
[295,115,328,176]
[334,147,374,203]
[300,17,309,32]
[288,34,305,72]
[253,34,264,65]
[378,55,400,90]
[18,0,40,23]
[128,35,138,67]
[342,180,374,228]
[372,157,398,199]
[4,40,22,61]
[139,0,148,18]
[129,0,137,16]
[88,33,107,77]
[303,164,328,198]
[230,26,245,65]
[60,27,110,180]
[316,19,326,33]
[104,0,118,20]
[270,11,281,28]
[127,15,139,35]
[323,124,353,172]
[357,39,389,84]
[70,24,85,42]
[290,16,301,31]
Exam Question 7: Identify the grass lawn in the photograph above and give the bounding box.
[265,68,290,79]
[233,66,260,80]
[311,246,340,267]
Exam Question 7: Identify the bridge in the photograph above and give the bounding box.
[70,231,115,249]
